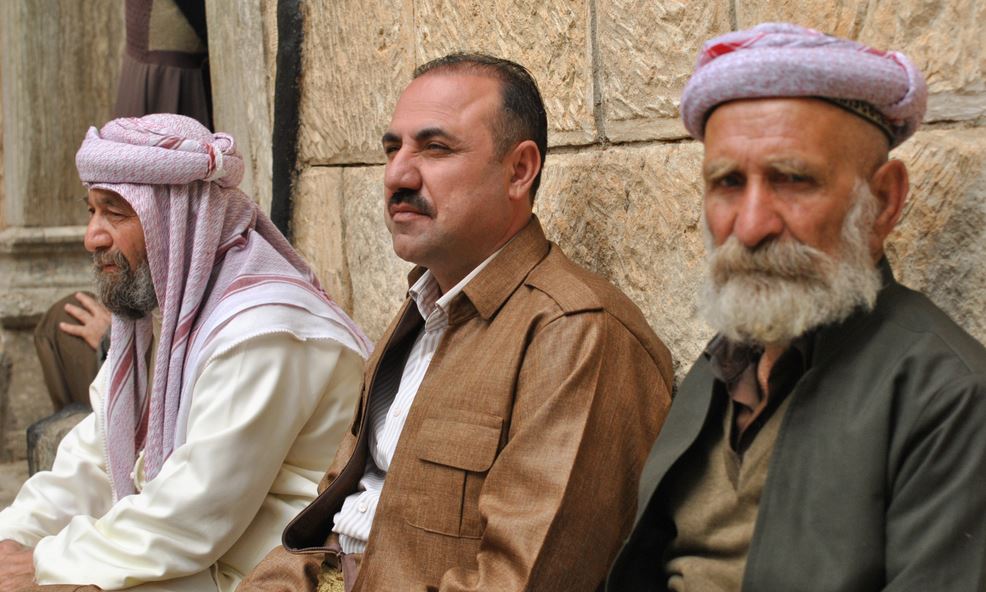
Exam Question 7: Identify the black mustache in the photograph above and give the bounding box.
[389,189,434,216]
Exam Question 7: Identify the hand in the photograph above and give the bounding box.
[59,292,111,350]
[0,539,35,590]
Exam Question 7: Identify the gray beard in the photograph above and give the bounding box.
[93,250,158,320]
[699,182,883,346]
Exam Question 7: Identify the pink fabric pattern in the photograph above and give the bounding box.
[76,114,371,499]
[680,22,928,148]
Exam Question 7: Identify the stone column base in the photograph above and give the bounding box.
[0,225,92,461]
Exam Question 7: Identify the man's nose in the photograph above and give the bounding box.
[731,181,784,248]
[384,147,422,193]
[83,216,112,253]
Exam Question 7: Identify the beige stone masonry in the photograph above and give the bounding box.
[536,144,710,377]
[1,0,123,227]
[888,129,986,342]
[297,0,415,166]
[292,167,353,312]
[206,0,278,211]
[597,0,731,142]
[414,0,596,146]
[341,165,413,340]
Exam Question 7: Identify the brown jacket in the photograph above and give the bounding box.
[239,218,673,591]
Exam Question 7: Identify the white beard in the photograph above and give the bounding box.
[700,182,883,346]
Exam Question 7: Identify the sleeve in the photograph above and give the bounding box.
[234,545,326,592]
[0,366,113,547]
[438,312,672,592]
[883,374,986,591]
[31,332,360,589]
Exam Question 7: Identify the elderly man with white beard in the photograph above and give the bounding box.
[606,23,986,592]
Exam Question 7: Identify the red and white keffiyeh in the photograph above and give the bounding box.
[76,114,371,499]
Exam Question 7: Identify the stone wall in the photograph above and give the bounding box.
[258,0,985,379]
[205,0,279,212]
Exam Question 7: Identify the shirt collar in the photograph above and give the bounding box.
[703,333,814,385]
[408,246,504,333]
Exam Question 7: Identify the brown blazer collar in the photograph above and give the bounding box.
[404,216,551,326]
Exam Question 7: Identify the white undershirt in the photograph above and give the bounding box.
[332,250,501,553]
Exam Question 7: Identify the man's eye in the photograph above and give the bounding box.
[425,143,450,152]
[777,172,813,184]
[383,145,400,156]
[714,173,743,188]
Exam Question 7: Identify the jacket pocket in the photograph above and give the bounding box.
[405,410,502,538]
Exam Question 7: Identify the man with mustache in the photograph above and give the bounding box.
[238,53,673,592]
[606,23,986,591]
[0,114,371,591]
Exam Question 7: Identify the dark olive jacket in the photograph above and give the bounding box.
[607,263,986,591]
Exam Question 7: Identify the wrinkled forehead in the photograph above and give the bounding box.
[703,98,886,164]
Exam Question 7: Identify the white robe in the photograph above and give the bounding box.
[0,304,365,591]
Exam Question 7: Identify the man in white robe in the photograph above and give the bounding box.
[0,114,371,592]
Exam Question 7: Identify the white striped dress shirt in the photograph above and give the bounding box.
[332,251,500,553]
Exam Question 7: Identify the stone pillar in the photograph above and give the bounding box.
[0,0,124,461]
[205,0,278,213]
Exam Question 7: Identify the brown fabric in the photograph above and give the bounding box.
[236,545,325,592]
[243,217,674,591]
[705,336,810,451]
[116,0,212,129]
[124,0,206,67]
[34,293,100,411]
[339,553,362,592]
[662,392,795,591]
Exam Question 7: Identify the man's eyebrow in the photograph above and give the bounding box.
[703,159,737,180]
[765,157,822,176]
[413,127,457,144]
[381,127,461,148]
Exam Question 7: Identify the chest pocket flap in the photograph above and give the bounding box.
[416,413,502,472]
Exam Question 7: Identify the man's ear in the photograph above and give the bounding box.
[506,140,541,204]
[868,158,909,257]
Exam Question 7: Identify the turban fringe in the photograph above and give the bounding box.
[680,23,928,148]
[77,114,371,499]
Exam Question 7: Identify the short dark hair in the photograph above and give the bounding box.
[413,52,549,201]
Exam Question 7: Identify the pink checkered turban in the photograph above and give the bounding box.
[680,22,928,148]
[76,114,370,499]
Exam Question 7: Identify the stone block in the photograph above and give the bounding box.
[292,167,352,312]
[206,0,277,212]
[736,1,986,121]
[735,1,869,36]
[0,226,94,327]
[26,403,89,475]
[341,165,413,341]
[297,0,414,165]
[414,0,596,146]
[887,128,986,342]
[1,0,124,227]
[596,0,731,142]
[535,143,710,380]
